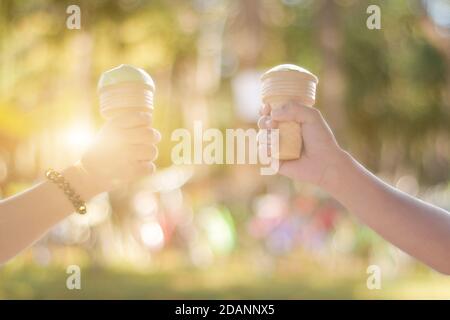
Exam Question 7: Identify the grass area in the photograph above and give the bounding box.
[0,266,356,299]
[1,258,449,299]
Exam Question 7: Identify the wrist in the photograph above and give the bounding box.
[319,148,353,196]
[62,163,105,201]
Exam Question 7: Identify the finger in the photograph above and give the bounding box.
[259,104,271,116]
[271,102,320,124]
[136,161,156,176]
[127,144,158,161]
[267,119,278,129]
[126,160,156,179]
[257,129,271,144]
[258,117,278,130]
[257,116,271,129]
[153,129,162,143]
[123,127,161,145]
[109,112,152,129]
[258,143,271,157]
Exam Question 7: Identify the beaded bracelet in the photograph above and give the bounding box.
[45,169,87,214]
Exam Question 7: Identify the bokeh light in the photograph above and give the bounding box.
[140,221,165,250]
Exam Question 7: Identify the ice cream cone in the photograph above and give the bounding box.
[261,64,318,160]
[98,64,155,119]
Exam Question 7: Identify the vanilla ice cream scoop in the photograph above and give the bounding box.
[261,64,318,160]
[98,64,155,119]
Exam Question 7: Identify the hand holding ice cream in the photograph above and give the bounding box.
[81,65,160,191]
[258,64,342,186]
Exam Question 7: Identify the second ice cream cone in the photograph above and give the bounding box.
[261,64,318,160]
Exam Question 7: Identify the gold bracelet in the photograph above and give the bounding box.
[45,169,87,214]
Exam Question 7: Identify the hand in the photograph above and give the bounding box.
[257,102,345,188]
[81,112,161,192]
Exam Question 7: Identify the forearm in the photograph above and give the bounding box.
[323,150,450,274]
[0,165,100,264]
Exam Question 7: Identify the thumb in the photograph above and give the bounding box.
[271,102,319,124]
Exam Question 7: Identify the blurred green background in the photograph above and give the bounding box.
[0,0,450,299]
